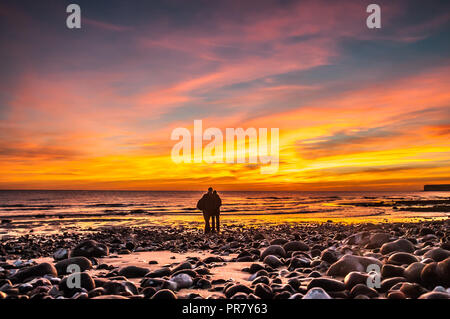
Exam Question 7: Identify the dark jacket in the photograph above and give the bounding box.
[197,193,221,216]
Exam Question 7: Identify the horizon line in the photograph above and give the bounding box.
[0,189,425,192]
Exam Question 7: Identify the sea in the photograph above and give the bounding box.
[0,190,448,223]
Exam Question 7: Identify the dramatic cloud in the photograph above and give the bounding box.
[0,0,449,190]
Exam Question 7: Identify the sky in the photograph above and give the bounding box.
[0,0,449,191]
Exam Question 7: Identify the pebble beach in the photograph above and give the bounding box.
[1,219,449,300]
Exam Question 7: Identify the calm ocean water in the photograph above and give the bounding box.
[0,190,449,221]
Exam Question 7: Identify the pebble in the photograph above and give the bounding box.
[302,287,332,299]
[10,263,58,283]
[263,255,284,268]
[327,255,382,277]
[170,273,193,289]
[70,240,109,258]
[117,265,150,278]
[380,239,415,255]
[423,248,450,262]
[283,241,309,252]
[387,252,419,265]
[55,257,93,275]
[260,245,286,259]
[307,278,345,292]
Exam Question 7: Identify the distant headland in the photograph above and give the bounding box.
[424,184,450,191]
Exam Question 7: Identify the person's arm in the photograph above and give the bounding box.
[217,196,222,207]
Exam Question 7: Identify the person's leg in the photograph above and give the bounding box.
[203,212,211,233]
[216,214,220,232]
[211,215,216,232]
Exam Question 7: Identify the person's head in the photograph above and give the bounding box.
[208,187,213,193]
[213,190,217,194]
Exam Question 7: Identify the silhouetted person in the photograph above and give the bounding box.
[197,187,217,233]
[211,190,222,232]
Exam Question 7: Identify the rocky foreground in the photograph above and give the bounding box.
[0,220,449,299]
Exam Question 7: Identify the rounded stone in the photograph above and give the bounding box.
[10,263,58,283]
[350,284,378,298]
[381,264,404,278]
[302,287,332,299]
[151,289,177,299]
[404,262,426,283]
[283,241,309,252]
[55,257,93,276]
[260,245,286,260]
[307,278,345,292]
[380,239,415,255]
[59,272,95,295]
[327,255,382,277]
[118,265,150,278]
[387,252,419,265]
[224,284,253,298]
[70,240,109,258]
[423,248,450,262]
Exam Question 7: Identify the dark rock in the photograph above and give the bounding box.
[327,255,382,277]
[55,257,93,276]
[270,238,288,246]
[70,240,109,258]
[418,291,450,299]
[419,227,434,236]
[59,272,95,295]
[254,283,273,299]
[404,262,426,283]
[103,280,137,295]
[344,231,370,245]
[380,239,414,255]
[260,245,286,259]
[381,264,404,278]
[237,256,253,262]
[118,265,150,278]
[387,252,419,265]
[366,233,391,249]
[53,248,69,261]
[263,255,284,269]
[252,275,270,285]
[145,267,171,278]
[321,248,340,264]
[307,278,345,292]
[283,241,309,252]
[380,277,407,292]
[171,261,192,274]
[92,295,129,299]
[421,257,450,287]
[203,256,224,264]
[387,291,406,299]
[423,248,450,262]
[196,278,211,289]
[224,284,253,298]
[249,263,265,274]
[350,284,378,298]
[399,282,428,299]
[151,289,177,299]
[288,256,310,270]
[10,263,57,283]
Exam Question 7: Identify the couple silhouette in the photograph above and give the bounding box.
[197,187,222,233]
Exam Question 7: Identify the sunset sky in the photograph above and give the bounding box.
[0,0,449,191]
